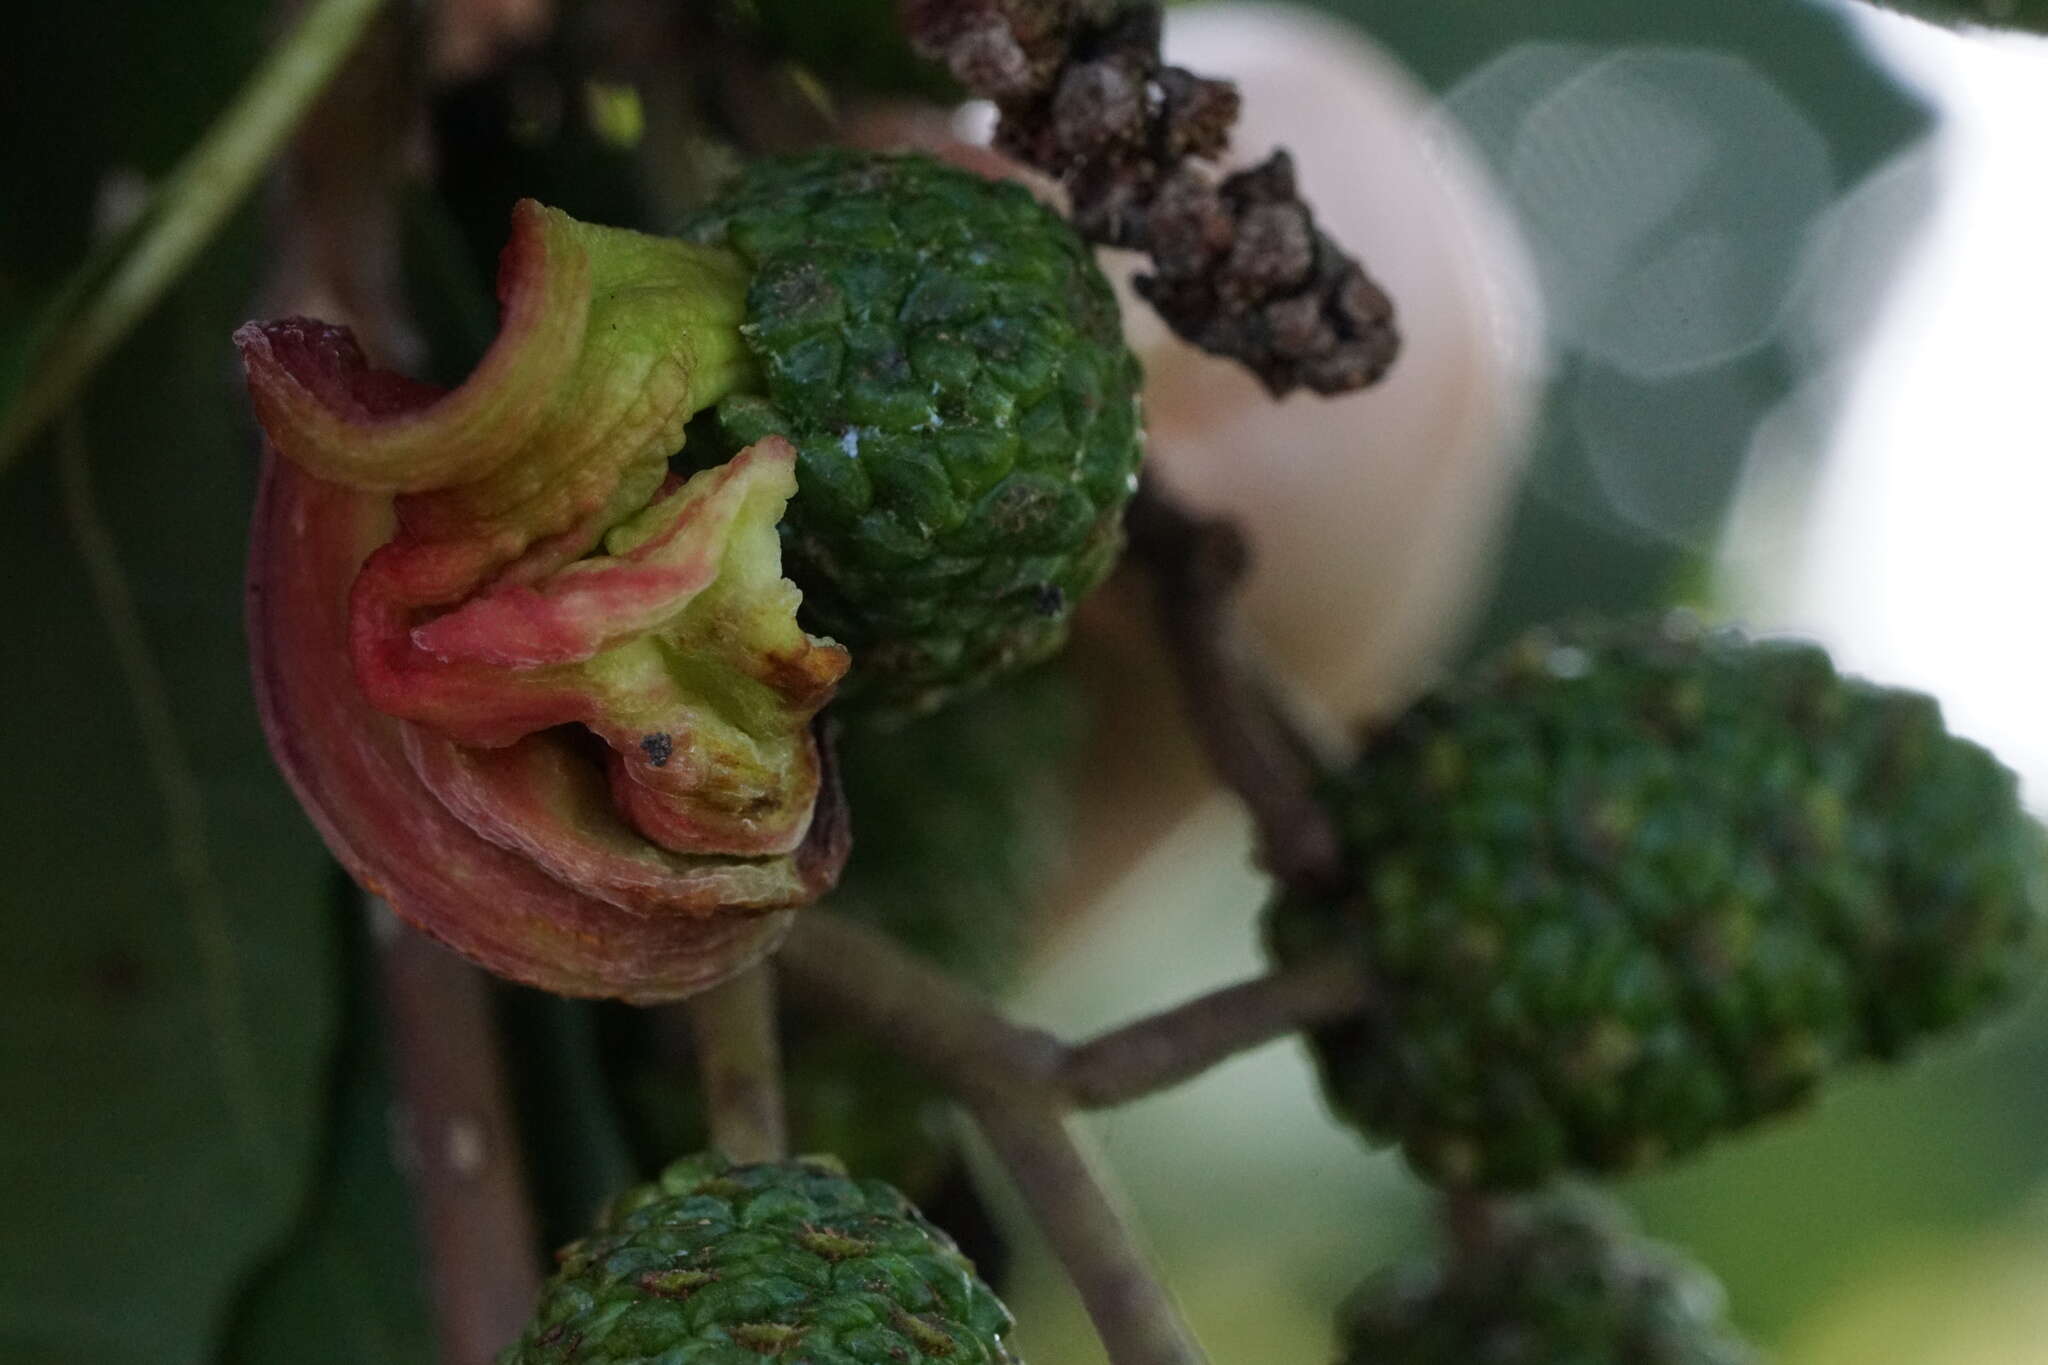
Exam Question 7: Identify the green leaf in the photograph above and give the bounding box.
[829,666,1087,990]
[498,990,640,1248]
[222,918,433,1365]
[0,211,341,1365]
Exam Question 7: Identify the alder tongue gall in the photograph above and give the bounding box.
[238,200,848,1002]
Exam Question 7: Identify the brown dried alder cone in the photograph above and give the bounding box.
[902,0,1399,395]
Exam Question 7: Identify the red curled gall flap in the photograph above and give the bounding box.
[238,200,849,1002]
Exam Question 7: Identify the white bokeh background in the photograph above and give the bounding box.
[1727,8,2048,808]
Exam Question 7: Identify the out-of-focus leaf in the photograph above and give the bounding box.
[1626,983,2048,1343]
[2,4,347,1358]
[1780,1211,2048,1364]
[1861,0,2048,33]
[0,211,340,1363]
[397,186,498,387]
[742,0,961,100]
[222,917,432,1365]
[499,990,640,1248]
[429,47,655,282]
[0,0,264,426]
[830,666,1086,990]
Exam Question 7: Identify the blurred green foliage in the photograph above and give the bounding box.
[220,923,432,1365]
[0,206,343,1363]
[830,668,1085,992]
[0,18,347,1352]
[740,0,962,101]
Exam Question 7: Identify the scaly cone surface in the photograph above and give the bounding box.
[503,1153,1020,1364]
[239,200,849,1002]
[686,150,1144,719]
[1269,614,2048,1188]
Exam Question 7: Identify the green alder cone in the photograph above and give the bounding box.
[1268,614,2048,1190]
[1340,1198,1757,1364]
[685,150,1145,718]
[502,1153,1021,1365]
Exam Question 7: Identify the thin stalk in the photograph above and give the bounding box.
[0,0,389,471]
[1062,955,1372,1108]
[373,906,543,1365]
[684,963,790,1163]
[776,912,1061,1093]
[970,1101,1208,1365]
[779,914,1386,1365]
[1124,476,1347,896]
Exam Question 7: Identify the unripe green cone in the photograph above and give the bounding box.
[686,151,1144,718]
[1269,615,2048,1189]
[503,1153,1020,1364]
[1340,1198,1757,1364]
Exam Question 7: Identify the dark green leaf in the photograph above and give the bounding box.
[499,990,640,1249]
[222,916,433,1365]
[830,666,1086,990]
[0,211,341,1365]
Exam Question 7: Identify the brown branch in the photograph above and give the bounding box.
[1124,474,1347,896]
[778,912,1380,1365]
[1062,955,1371,1107]
[260,0,423,366]
[1445,1189,1508,1264]
[779,913,1204,1365]
[971,1102,1207,1365]
[777,913,1060,1098]
[685,963,789,1163]
[373,908,543,1365]
[902,0,1398,395]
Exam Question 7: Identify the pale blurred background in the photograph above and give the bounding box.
[1003,5,2048,1362]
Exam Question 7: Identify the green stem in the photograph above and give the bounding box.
[0,0,389,472]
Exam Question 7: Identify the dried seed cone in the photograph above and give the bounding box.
[1340,1199,1756,1364]
[686,151,1144,718]
[1268,615,2048,1189]
[503,1153,1020,1364]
